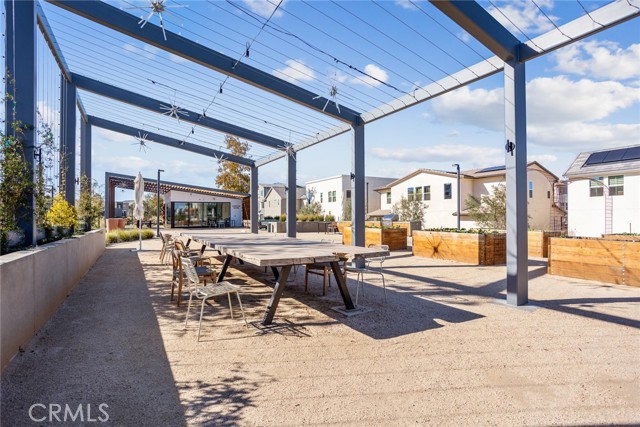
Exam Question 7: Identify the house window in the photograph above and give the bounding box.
[529,181,533,198]
[320,192,323,203]
[590,177,604,197]
[328,191,336,202]
[415,186,423,201]
[424,185,430,201]
[346,190,351,199]
[444,183,452,199]
[609,175,624,196]
[407,187,415,201]
[386,192,391,204]
[547,191,551,199]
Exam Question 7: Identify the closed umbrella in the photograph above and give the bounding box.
[133,172,145,251]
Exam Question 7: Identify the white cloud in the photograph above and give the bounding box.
[431,76,640,150]
[352,64,389,88]
[394,0,418,10]
[370,144,503,167]
[243,0,284,19]
[94,128,136,144]
[527,154,557,164]
[94,155,152,172]
[487,0,556,35]
[553,41,640,81]
[122,43,157,60]
[272,59,316,83]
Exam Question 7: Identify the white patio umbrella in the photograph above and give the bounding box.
[133,171,145,251]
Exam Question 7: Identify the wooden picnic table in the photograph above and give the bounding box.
[186,233,389,325]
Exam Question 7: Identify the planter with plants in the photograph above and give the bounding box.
[342,226,407,250]
[548,237,640,287]
[413,228,506,265]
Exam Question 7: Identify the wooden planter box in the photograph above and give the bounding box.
[548,238,640,287]
[602,234,640,242]
[342,227,407,250]
[528,231,562,258]
[337,221,420,236]
[412,231,506,265]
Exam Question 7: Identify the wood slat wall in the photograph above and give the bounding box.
[342,228,407,250]
[528,231,562,258]
[548,238,640,287]
[412,231,506,265]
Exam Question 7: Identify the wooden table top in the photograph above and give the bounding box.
[187,233,389,267]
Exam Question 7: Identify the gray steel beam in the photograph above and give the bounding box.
[88,116,254,167]
[72,73,287,150]
[105,171,112,220]
[80,119,91,184]
[504,59,528,306]
[76,96,88,123]
[36,1,71,82]
[286,154,296,238]
[250,166,259,234]
[351,124,365,248]
[430,0,527,61]
[48,0,362,124]
[5,0,37,246]
[59,75,76,206]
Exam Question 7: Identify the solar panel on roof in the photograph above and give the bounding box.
[622,146,640,161]
[478,165,505,173]
[584,146,640,166]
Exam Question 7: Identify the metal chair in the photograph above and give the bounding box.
[159,231,174,264]
[171,248,217,306]
[181,257,248,341]
[344,244,388,305]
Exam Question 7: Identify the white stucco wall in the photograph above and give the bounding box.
[568,174,640,237]
[306,175,395,220]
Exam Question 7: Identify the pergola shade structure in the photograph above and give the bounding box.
[5,0,638,306]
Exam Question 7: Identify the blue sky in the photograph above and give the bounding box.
[24,1,640,201]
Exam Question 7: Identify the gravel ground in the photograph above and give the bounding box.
[2,231,639,426]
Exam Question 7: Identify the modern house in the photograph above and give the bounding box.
[262,184,306,218]
[564,145,640,237]
[305,175,396,221]
[376,161,564,230]
[164,189,245,228]
[114,200,133,218]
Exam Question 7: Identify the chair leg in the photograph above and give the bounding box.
[227,292,234,319]
[381,272,387,302]
[185,292,194,329]
[235,291,249,328]
[197,299,207,342]
[304,269,309,293]
[322,270,327,296]
[355,272,363,305]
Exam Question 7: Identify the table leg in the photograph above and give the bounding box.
[262,265,292,325]
[271,266,279,281]
[330,261,355,310]
[217,254,233,282]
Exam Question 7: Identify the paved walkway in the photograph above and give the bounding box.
[2,231,639,426]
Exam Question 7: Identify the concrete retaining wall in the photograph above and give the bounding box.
[0,230,105,371]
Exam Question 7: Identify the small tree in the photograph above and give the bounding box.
[76,175,104,230]
[466,183,506,230]
[143,193,164,223]
[392,195,427,227]
[46,194,77,234]
[215,135,250,193]
[298,201,322,216]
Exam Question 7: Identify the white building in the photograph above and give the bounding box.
[376,162,564,230]
[564,145,640,237]
[305,175,396,221]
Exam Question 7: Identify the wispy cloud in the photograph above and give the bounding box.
[272,59,316,83]
[242,0,284,19]
[351,64,389,88]
[487,0,556,36]
[370,144,503,168]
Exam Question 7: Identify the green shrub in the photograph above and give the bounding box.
[106,229,156,244]
[422,227,502,234]
[279,214,286,222]
[324,214,335,222]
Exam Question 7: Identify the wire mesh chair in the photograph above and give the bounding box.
[171,248,217,306]
[344,244,388,305]
[181,257,248,341]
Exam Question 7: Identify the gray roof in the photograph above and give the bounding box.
[265,185,306,200]
[564,144,640,178]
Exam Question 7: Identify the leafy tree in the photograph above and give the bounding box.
[342,197,352,221]
[298,201,322,216]
[0,90,33,252]
[142,193,164,222]
[76,175,104,230]
[392,195,427,227]
[215,135,250,193]
[46,194,77,232]
[465,183,506,230]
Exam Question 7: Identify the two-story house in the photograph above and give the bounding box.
[376,161,564,230]
[262,184,306,218]
[305,175,396,221]
[564,145,640,237]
